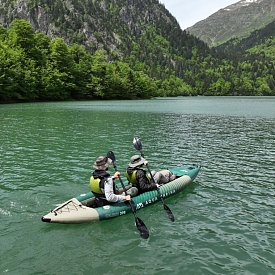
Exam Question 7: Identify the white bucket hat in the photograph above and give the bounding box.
[128,155,146,168]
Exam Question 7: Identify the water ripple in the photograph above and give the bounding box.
[1,100,275,275]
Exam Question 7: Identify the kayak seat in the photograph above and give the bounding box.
[83,197,99,208]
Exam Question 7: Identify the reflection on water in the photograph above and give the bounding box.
[0,97,275,274]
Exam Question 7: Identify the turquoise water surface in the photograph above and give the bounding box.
[1,97,275,274]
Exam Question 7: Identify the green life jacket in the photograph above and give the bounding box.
[90,176,105,196]
[126,169,150,185]
[126,170,138,185]
[90,176,116,197]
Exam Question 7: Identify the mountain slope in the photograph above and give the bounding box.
[0,0,174,53]
[0,0,207,57]
[0,0,274,101]
[0,0,210,81]
[187,0,275,47]
[216,20,275,58]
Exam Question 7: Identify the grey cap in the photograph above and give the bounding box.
[93,156,112,170]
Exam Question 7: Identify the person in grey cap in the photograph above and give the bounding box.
[90,155,132,207]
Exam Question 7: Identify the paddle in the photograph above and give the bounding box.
[133,137,175,222]
[106,151,149,239]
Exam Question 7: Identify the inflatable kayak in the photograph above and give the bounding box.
[41,164,200,224]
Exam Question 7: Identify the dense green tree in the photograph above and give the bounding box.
[7,19,36,59]
[68,43,93,99]
[0,42,23,100]
[0,18,274,103]
[0,25,6,39]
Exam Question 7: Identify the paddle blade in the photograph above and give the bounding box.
[133,137,142,151]
[164,204,175,222]
[107,151,115,163]
[135,217,149,239]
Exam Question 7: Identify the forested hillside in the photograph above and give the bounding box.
[216,20,275,58]
[0,1,274,102]
[0,19,161,101]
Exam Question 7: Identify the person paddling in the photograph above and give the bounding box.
[126,155,176,195]
[90,156,131,207]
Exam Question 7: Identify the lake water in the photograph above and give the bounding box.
[1,97,275,275]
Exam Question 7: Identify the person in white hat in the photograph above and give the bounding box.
[126,155,176,195]
[125,155,160,194]
[90,155,131,207]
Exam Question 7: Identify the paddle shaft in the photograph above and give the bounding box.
[112,163,137,215]
[139,151,164,199]
[106,150,149,239]
[139,151,158,185]
[139,149,175,222]
[144,160,166,204]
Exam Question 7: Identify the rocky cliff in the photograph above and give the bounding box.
[0,0,183,56]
